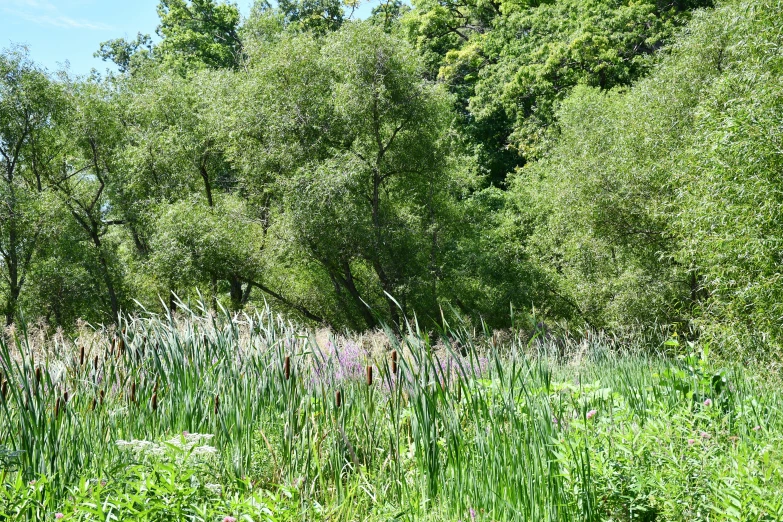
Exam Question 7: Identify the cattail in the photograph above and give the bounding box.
[391,350,398,375]
[118,336,125,357]
[456,380,461,402]
[214,394,220,415]
[153,380,159,394]
[63,389,69,404]
[35,367,42,386]
[91,396,97,411]
[1,380,7,400]
[284,356,291,381]
[150,393,158,412]
[99,389,105,405]
[366,365,373,386]
[54,397,61,417]
[130,382,136,404]
[335,389,342,408]
[79,346,85,366]
[203,335,209,347]
[93,355,98,371]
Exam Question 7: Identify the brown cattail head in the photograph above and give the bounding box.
[335,389,342,408]
[130,382,136,404]
[54,397,61,417]
[366,365,373,386]
[99,389,105,404]
[63,389,69,404]
[118,337,125,357]
[391,350,398,375]
[151,393,158,412]
[79,346,85,366]
[284,356,291,381]
[35,367,42,386]
[456,380,461,402]
[214,394,220,415]
[1,380,7,400]
[93,355,99,371]
[91,397,97,411]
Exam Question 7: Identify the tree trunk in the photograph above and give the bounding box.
[130,223,149,256]
[5,283,20,326]
[248,280,324,324]
[200,163,214,208]
[339,261,378,328]
[4,171,20,326]
[229,276,244,310]
[90,232,120,320]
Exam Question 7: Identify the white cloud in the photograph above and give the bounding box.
[0,0,115,31]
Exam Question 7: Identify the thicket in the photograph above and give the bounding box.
[1,0,782,358]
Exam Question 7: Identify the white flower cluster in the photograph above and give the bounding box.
[204,483,222,495]
[116,439,167,459]
[116,433,218,465]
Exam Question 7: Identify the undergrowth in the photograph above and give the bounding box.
[0,301,781,521]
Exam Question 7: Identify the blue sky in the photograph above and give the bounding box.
[1,0,380,75]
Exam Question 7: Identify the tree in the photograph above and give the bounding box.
[369,0,411,31]
[511,0,783,352]
[156,0,243,70]
[0,47,67,325]
[95,33,155,74]
[150,195,266,311]
[277,0,345,34]
[258,24,461,327]
[674,0,783,354]
[48,80,129,320]
[405,0,711,184]
[118,66,265,310]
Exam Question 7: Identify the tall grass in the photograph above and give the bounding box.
[0,300,781,520]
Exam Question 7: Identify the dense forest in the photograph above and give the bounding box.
[1,0,781,356]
